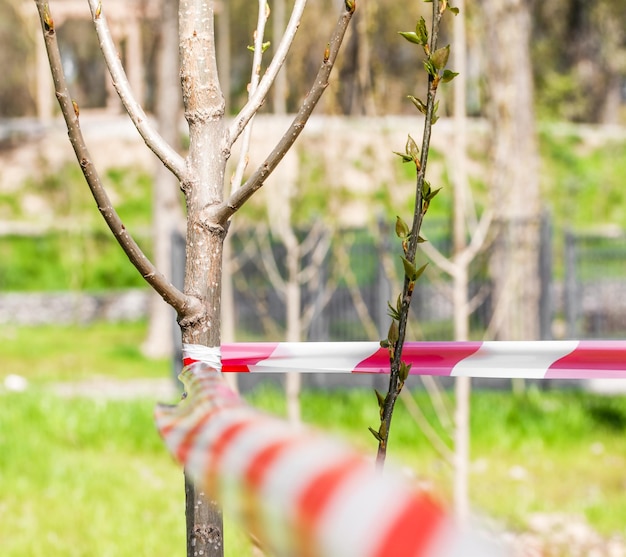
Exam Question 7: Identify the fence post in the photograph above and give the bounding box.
[171,231,186,387]
[538,212,553,340]
[564,230,578,339]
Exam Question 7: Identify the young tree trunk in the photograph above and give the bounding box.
[178,2,228,554]
[451,0,470,523]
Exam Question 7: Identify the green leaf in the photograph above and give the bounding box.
[247,41,271,53]
[431,100,440,124]
[426,187,442,201]
[407,95,427,115]
[393,151,414,164]
[431,45,450,70]
[448,6,460,14]
[398,31,423,45]
[368,426,383,442]
[387,320,399,345]
[441,69,459,83]
[417,235,427,243]
[395,216,410,238]
[386,303,400,321]
[406,134,419,162]
[374,389,386,410]
[423,59,438,78]
[422,180,431,198]
[401,256,418,281]
[399,361,412,382]
[414,262,429,281]
[415,17,428,45]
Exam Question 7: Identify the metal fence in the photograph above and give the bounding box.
[564,229,626,339]
[224,219,523,343]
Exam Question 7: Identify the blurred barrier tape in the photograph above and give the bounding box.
[215,340,626,379]
[155,363,504,557]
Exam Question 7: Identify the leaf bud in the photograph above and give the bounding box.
[395,216,409,239]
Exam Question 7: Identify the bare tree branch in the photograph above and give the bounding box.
[420,238,458,277]
[456,209,493,267]
[33,0,191,318]
[256,225,287,294]
[419,375,454,435]
[399,390,454,467]
[335,236,380,340]
[86,0,187,181]
[212,4,355,224]
[297,221,332,283]
[421,208,493,276]
[228,0,309,146]
[229,0,271,195]
[232,272,283,339]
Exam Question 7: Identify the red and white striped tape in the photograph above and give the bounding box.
[216,340,626,379]
[155,363,503,557]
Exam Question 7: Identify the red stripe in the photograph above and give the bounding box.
[244,438,301,490]
[205,418,257,495]
[355,342,483,375]
[174,406,223,463]
[295,455,366,557]
[372,494,445,557]
[221,342,281,372]
[239,437,303,547]
[547,340,626,378]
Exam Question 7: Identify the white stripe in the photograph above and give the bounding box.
[451,340,579,379]
[184,407,256,484]
[255,437,357,554]
[249,342,378,373]
[315,467,417,557]
[425,520,507,557]
[214,418,295,524]
[182,343,222,370]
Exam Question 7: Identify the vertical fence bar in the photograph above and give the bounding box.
[538,212,553,340]
[564,230,578,339]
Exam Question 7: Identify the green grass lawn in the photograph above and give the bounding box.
[2,322,626,554]
[0,321,169,383]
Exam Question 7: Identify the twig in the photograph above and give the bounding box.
[335,236,380,340]
[256,224,288,295]
[419,375,454,435]
[33,0,191,319]
[212,3,355,224]
[399,389,454,466]
[228,0,309,146]
[230,0,271,195]
[375,0,462,470]
[86,0,187,181]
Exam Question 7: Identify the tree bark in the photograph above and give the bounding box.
[178,2,228,555]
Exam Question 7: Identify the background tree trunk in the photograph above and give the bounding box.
[142,0,184,359]
[482,0,541,348]
[451,0,471,523]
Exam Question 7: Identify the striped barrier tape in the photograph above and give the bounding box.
[155,362,504,557]
[214,340,626,379]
